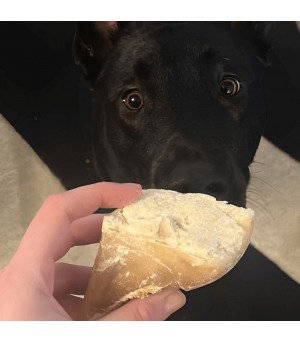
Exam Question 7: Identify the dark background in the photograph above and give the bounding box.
[1,21,300,320]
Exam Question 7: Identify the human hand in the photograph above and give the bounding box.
[0,182,186,321]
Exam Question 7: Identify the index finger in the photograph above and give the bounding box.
[12,182,141,269]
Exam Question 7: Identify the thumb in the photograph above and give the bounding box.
[99,290,186,321]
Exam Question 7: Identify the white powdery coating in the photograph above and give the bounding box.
[104,189,253,263]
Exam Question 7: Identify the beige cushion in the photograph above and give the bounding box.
[0,114,65,269]
[248,137,300,284]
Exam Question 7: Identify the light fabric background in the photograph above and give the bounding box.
[0,114,65,269]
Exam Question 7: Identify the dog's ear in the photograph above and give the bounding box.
[73,21,119,82]
[231,21,274,65]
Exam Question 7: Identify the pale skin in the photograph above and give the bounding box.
[0,182,186,321]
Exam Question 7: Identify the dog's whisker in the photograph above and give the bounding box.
[252,160,274,168]
[246,189,274,220]
[250,175,281,195]
[246,182,275,218]
[246,197,269,217]
[246,196,274,220]
[247,182,267,199]
[249,171,264,174]
[246,189,268,208]
[248,180,265,191]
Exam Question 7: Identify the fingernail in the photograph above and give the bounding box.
[123,183,142,194]
[123,183,141,188]
[164,291,186,315]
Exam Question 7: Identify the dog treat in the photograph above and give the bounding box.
[77,189,254,321]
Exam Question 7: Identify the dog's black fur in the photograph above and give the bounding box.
[73,21,271,207]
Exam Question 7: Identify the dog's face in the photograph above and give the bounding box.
[74,22,271,207]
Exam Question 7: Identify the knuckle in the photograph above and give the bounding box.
[44,192,68,212]
[45,192,64,206]
[132,301,154,321]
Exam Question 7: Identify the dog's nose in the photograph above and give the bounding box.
[181,175,246,207]
[155,164,247,207]
[153,152,247,208]
[183,174,229,201]
[198,178,245,207]
[204,180,228,200]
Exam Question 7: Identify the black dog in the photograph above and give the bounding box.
[73,21,271,207]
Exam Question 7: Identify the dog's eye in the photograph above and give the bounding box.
[219,78,240,97]
[123,92,143,110]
